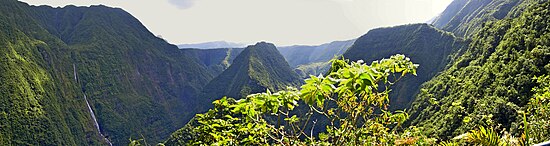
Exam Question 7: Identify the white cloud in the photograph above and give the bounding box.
[18,0,453,46]
[168,0,195,9]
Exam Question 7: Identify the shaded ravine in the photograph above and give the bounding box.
[73,64,113,146]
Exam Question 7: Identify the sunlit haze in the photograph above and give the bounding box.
[19,0,453,46]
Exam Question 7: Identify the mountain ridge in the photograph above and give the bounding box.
[431,0,538,37]
[201,42,303,100]
[343,23,469,110]
[178,41,247,49]
[409,0,550,140]
[0,0,214,145]
[181,48,245,76]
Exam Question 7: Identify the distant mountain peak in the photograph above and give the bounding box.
[253,41,274,46]
[246,42,278,52]
[201,41,302,100]
[178,41,247,49]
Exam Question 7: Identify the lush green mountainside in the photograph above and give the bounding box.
[201,42,302,100]
[342,24,469,110]
[0,1,213,145]
[0,1,106,145]
[181,39,355,79]
[431,0,540,37]
[278,40,355,78]
[181,48,244,76]
[294,61,332,78]
[278,40,355,68]
[409,0,550,140]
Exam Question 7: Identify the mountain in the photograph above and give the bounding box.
[181,48,244,76]
[278,40,356,78]
[278,40,356,68]
[177,41,247,49]
[431,0,536,37]
[201,42,303,100]
[163,0,550,145]
[0,1,98,145]
[293,61,333,79]
[180,40,356,79]
[408,0,550,140]
[0,1,213,145]
[342,24,469,110]
[181,39,356,78]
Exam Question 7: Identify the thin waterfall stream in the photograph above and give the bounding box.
[74,64,113,146]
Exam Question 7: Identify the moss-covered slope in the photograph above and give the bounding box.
[201,42,303,100]
[409,0,550,140]
[0,0,213,145]
[181,48,244,76]
[342,24,469,110]
[432,0,540,37]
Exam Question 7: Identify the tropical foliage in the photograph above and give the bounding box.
[2,0,550,145]
[342,24,469,110]
[165,54,424,145]
[409,0,550,143]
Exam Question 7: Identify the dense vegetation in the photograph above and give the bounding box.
[0,0,214,145]
[431,0,541,37]
[0,1,105,145]
[294,61,332,79]
[342,24,469,110]
[3,0,550,145]
[201,42,302,100]
[165,54,421,145]
[278,40,355,78]
[181,48,244,76]
[160,1,550,145]
[162,55,549,145]
[409,0,550,142]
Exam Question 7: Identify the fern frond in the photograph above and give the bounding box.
[465,126,506,146]
[438,141,460,146]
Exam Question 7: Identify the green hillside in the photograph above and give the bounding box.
[181,48,244,76]
[408,0,550,140]
[431,0,540,37]
[161,0,550,145]
[0,1,105,145]
[294,61,332,78]
[201,42,303,100]
[342,24,469,110]
[4,0,550,145]
[0,1,213,145]
[278,40,355,78]
[278,40,355,68]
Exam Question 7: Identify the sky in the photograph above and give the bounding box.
[19,0,453,46]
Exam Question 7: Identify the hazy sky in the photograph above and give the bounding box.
[19,0,453,46]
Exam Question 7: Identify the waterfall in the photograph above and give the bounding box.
[84,94,113,146]
[74,64,113,146]
[73,64,77,81]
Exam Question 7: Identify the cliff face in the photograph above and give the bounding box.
[201,42,303,100]
[181,48,245,76]
[431,0,535,37]
[0,1,213,145]
[410,0,550,140]
[343,24,469,110]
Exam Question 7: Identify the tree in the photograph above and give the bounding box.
[164,54,430,145]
